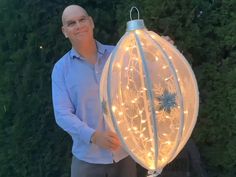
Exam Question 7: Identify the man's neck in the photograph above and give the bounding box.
[73,39,97,64]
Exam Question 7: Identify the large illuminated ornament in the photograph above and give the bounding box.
[100,7,199,176]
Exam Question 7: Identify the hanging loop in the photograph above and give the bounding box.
[130,6,140,20]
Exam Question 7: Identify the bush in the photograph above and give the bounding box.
[0,0,235,176]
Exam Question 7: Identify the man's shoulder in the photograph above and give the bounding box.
[98,42,115,53]
[54,50,71,66]
[52,50,71,74]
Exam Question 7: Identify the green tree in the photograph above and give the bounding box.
[0,0,235,177]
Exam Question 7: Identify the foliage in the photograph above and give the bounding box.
[0,0,235,176]
[195,59,236,177]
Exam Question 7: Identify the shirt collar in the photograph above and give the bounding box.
[70,40,106,60]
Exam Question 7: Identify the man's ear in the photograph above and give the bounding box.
[62,26,68,38]
[89,16,95,29]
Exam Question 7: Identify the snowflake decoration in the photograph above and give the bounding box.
[101,99,108,115]
[157,89,177,113]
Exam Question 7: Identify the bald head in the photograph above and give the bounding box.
[62,5,88,25]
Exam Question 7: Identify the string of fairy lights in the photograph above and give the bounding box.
[100,8,199,176]
[102,30,185,169]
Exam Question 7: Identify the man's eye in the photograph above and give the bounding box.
[68,22,75,26]
[79,17,87,23]
[80,19,85,22]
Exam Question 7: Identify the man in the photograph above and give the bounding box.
[52,5,137,177]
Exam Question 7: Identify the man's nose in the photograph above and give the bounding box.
[75,21,83,29]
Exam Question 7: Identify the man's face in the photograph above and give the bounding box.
[62,6,94,44]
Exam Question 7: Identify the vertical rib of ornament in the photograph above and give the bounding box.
[154,36,199,161]
[107,32,131,152]
[134,31,159,170]
[106,32,147,169]
[120,31,146,149]
[131,31,155,167]
[144,30,184,164]
[118,32,148,155]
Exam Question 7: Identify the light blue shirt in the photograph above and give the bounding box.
[52,41,128,164]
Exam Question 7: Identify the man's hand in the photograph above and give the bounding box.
[91,131,121,151]
[161,35,174,45]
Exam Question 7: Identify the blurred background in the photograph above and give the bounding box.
[0,0,235,177]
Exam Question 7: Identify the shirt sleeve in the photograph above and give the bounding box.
[51,63,95,144]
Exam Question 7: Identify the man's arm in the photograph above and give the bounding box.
[51,63,120,151]
[51,64,95,144]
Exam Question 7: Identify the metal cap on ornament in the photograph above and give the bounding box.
[126,7,146,31]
